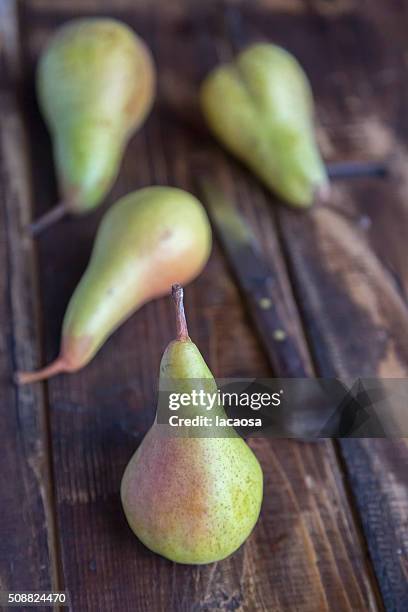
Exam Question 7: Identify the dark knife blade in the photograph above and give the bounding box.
[197,176,312,378]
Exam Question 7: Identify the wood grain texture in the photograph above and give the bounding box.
[13,0,383,610]
[0,0,58,596]
[234,1,408,610]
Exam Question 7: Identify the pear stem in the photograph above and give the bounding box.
[29,201,69,236]
[314,181,331,206]
[172,284,189,341]
[14,357,68,385]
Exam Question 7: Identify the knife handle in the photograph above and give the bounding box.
[243,278,312,378]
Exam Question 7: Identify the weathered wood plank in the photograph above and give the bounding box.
[18,0,381,610]
[0,0,58,596]
[235,1,408,609]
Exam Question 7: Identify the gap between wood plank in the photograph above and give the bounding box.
[1,0,63,595]
[269,202,385,610]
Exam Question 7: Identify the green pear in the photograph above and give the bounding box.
[121,285,263,564]
[31,18,156,233]
[200,43,329,207]
[16,188,212,384]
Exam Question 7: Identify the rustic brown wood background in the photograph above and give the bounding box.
[0,0,407,610]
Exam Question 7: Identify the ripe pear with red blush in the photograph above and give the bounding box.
[31,18,156,234]
[121,285,263,564]
[16,188,212,384]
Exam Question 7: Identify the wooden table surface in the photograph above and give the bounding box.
[1,0,407,610]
